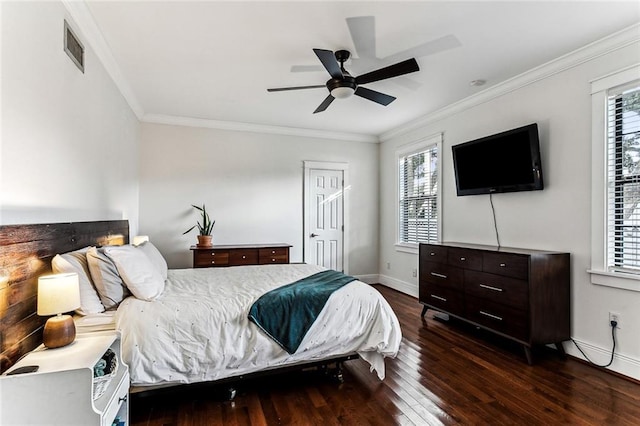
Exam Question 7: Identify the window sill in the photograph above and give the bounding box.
[588,269,640,292]
[395,243,418,255]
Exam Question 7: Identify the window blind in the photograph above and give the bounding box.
[607,82,640,272]
[399,144,439,244]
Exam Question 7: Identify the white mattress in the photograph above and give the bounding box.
[116,264,402,387]
[74,311,116,333]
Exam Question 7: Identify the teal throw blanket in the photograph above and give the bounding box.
[248,269,356,354]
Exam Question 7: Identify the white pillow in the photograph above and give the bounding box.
[87,247,130,309]
[52,247,105,315]
[103,245,165,301]
[136,241,168,280]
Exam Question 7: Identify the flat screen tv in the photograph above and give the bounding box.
[452,123,543,196]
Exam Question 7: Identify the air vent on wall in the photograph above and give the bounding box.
[64,20,84,73]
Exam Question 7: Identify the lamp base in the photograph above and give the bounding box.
[43,314,76,349]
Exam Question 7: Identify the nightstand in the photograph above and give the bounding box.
[191,243,291,268]
[0,331,129,426]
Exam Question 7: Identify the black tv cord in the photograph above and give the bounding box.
[571,321,617,368]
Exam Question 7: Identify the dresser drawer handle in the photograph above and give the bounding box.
[430,294,447,302]
[460,257,466,261]
[271,258,276,262]
[211,253,215,256]
[430,272,447,279]
[430,252,436,256]
[479,284,503,292]
[242,255,246,259]
[271,250,276,254]
[479,311,503,321]
[211,261,215,264]
[499,263,506,267]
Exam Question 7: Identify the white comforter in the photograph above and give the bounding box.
[116,264,401,387]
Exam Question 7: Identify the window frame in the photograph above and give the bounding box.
[395,133,443,254]
[589,64,640,292]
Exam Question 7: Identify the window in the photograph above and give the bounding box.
[589,64,640,292]
[606,83,640,272]
[397,134,442,249]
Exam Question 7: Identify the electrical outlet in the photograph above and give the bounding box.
[609,312,621,329]
[412,269,417,277]
[386,262,391,270]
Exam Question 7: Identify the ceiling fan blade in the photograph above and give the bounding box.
[313,49,343,79]
[354,86,396,106]
[347,16,376,59]
[267,85,326,92]
[355,58,419,85]
[383,34,462,64]
[313,94,335,114]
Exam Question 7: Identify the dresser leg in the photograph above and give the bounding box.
[523,346,533,365]
[420,305,428,318]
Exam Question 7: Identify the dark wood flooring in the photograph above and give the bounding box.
[130,285,640,425]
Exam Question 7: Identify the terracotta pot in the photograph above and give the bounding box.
[197,235,213,248]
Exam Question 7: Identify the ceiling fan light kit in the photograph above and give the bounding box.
[268,47,419,113]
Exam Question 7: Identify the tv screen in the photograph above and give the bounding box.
[452,123,543,196]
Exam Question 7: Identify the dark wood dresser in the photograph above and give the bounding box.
[419,242,570,363]
[190,243,291,268]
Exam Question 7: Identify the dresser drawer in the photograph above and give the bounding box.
[465,295,528,341]
[194,249,229,267]
[464,270,529,310]
[419,262,464,290]
[258,247,289,264]
[420,244,448,264]
[448,247,482,270]
[419,283,464,316]
[482,252,529,280]
[230,249,258,265]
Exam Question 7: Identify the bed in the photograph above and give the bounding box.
[0,220,402,393]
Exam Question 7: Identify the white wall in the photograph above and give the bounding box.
[379,41,640,379]
[0,2,139,231]
[139,123,379,275]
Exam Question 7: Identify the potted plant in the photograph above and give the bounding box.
[183,204,215,247]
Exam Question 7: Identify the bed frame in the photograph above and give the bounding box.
[0,220,360,394]
[0,220,129,373]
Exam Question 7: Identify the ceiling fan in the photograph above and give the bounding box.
[267,48,419,113]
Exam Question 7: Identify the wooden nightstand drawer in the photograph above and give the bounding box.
[259,247,289,264]
[464,270,529,310]
[420,244,448,264]
[419,262,464,290]
[230,249,258,265]
[482,252,529,280]
[194,250,229,267]
[465,295,528,341]
[419,283,464,317]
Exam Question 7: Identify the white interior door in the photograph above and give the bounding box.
[304,162,348,272]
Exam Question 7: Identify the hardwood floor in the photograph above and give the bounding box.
[130,285,640,425]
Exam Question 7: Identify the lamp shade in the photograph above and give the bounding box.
[37,273,81,316]
[132,235,150,246]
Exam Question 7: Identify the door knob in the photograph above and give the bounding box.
[310,233,319,237]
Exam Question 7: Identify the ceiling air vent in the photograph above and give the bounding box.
[64,20,84,73]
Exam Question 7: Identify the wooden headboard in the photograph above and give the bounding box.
[0,220,129,373]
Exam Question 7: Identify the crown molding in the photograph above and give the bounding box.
[143,114,380,143]
[380,23,640,142]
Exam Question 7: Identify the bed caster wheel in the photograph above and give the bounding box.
[226,387,237,401]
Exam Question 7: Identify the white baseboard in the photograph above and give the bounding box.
[377,274,418,298]
[353,274,379,285]
[565,338,640,381]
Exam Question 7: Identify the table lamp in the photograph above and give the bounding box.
[37,272,81,348]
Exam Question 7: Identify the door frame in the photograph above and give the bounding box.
[303,161,350,273]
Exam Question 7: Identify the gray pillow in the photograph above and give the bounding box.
[86,247,130,309]
[136,241,168,280]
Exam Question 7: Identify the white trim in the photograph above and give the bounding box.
[354,274,379,285]
[588,270,640,293]
[143,114,379,143]
[378,274,418,298]
[380,24,640,142]
[396,133,443,247]
[567,338,640,381]
[590,63,640,94]
[303,161,350,274]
